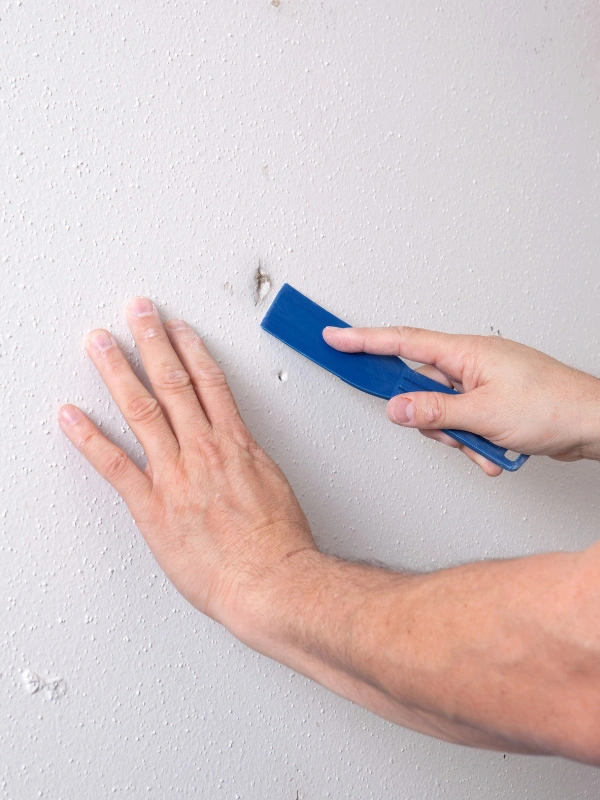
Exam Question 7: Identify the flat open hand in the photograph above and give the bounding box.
[58,297,316,629]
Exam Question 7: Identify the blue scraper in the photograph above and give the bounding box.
[260,283,528,472]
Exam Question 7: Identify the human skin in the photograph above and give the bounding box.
[58,297,600,764]
[322,325,600,476]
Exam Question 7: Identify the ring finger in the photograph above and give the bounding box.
[86,329,179,464]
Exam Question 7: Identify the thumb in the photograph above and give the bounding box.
[387,389,490,434]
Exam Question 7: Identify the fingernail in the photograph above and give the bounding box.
[128,297,155,317]
[388,397,414,425]
[88,331,114,352]
[323,326,341,334]
[59,406,80,426]
[166,319,188,331]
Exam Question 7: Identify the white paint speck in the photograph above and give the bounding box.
[43,679,68,701]
[21,670,67,700]
[21,670,42,695]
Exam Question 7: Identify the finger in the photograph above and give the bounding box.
[404,366,499,474]
[125,297,211,442]
[165,320,249,439]
[86,329,179,464]
[419,429,503,477]
[388,367,501,474]
[58,405,152,510]
[386,385,491,436]
[323,325,477,380]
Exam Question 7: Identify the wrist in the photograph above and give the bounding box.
[230,548,380,670]
[224,547,329,648]
[579,376,600,461]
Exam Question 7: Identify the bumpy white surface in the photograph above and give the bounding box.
[1,1,599,797]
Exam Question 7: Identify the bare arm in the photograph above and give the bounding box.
[58,298,600,765]
[239,546,600,763]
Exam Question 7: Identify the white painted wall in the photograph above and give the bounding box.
[2,1,599,796]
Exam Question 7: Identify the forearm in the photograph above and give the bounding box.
[236,547,600,763]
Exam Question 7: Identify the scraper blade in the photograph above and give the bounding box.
[261,283,408,400]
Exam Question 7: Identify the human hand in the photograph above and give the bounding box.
[58,297,317,630]
[323,326,600,476]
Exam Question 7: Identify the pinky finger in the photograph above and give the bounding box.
[58,404,152,509]
[420,429,503,477]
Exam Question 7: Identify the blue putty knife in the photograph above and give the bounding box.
[261,283,529,472]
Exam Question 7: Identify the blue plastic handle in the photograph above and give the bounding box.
[394,368,530,472]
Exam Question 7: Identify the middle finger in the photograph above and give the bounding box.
[126,297,211,444]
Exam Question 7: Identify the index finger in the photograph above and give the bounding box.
[322,325,476,380]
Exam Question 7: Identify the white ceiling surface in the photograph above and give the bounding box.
[1,0,599,796]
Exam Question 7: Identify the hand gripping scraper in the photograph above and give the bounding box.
[260,284,529,472]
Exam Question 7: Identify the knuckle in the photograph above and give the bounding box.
[224,427,255,454]
[421,393,445,426]
[140,326,163,342]
[392,325,428,355]
[102,449,130,481]
[75,427,102,451]
[244,435,268,459]
[155,366,192,393]
[393,325,419,341]
[460,352,479,384]
[126,394,162,424]
[99,345,123,373]
[201,434,226,466]
[233,418,255,448]
[460,336,487,383]
[193,364,228,390]
[391,325,408,344]
[177,328,202,347]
